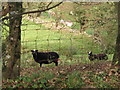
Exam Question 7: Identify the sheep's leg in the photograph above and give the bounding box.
[100,57,102,60]
[53,59,58,66]
[55,62,58,66]
[53,60,58,66]
[89,56,94,61]
[40,63,42,67]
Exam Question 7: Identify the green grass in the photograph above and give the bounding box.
[65,71,85,88]
[71,22,80,30]
[3,71,55,88]
[2,3,118,88]
[3,70,119,88]
[2,18,113,68]
[21,18,114,68]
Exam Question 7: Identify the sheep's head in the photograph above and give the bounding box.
[31,49,38,54]
[88,51,92,56]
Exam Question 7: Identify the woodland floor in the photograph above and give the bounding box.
[19,61,120,88]
[3,61,119,88]
[21,61,112,77]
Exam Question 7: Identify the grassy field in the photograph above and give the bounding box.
[2,6,119,89]
[21,18,113,68]
[2,2,119,88]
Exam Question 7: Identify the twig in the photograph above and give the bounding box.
[1,1,63,21]
[46,1,53,8]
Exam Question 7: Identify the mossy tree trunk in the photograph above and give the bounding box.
[3,2,22,79]
[112,2,120,70]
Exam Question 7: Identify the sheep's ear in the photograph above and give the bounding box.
[88,51,92,54]
[88,51,90,53]
[31,50,33,52]
[36,50,38,52]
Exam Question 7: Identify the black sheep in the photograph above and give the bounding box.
[31,50,59,67]
[88,51,108,61]
[88,51,96,61]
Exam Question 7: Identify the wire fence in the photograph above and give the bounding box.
[2,3,117,67]
[20,15,100,66]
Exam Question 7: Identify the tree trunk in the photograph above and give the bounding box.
[112,2,120,70]
[0,4,2,89]
[3,2,22,79]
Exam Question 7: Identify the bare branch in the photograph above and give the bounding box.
[1,1,63,21]
[46,1,53,8]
